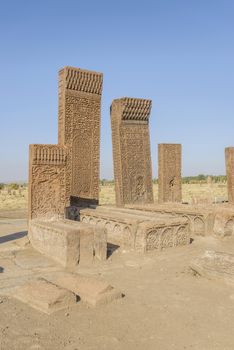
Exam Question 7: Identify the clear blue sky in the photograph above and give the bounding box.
[0,0,233,182]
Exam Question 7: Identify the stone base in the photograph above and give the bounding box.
[13,279,77,314]
[190,250,234,286]
[80,206,189,253]
[29,219,107,268]
[54,273,122,306]
[126,203,234,238]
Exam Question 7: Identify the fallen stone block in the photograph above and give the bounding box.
[54,273,122,306]
[13,278,77,314]
[190,250,234,286]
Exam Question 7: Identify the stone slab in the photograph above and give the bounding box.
[80,206,189,253]
[54,273,122,306]
[190,250,234,286]
[13,278,77,314]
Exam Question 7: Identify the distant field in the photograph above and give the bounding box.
[100,183,228,205]
[0,183,227,210]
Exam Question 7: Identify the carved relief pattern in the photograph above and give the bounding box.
[111,98,153,206]
[59,69,102,201]
[29,66,103,220]
[160,228,174,249]
[158,144,182,203]
[175,226,189,246]
[65,67,102,95]
[30,164,66,219]
[31,145,66,165]
[80,211,189,253]
[146,229,161,251]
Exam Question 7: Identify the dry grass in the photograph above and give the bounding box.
[0,183,228,210]
[100,183,228,205]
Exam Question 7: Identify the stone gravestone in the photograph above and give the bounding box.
[225,147,234,205]
[158,144,182,203]
[111,97,154,207]
[29,67,103,220]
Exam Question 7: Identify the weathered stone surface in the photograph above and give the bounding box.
[225,147,234,205]
[126,203,215,236]
[94,227,107,261]
[158,144,182,203]
[111,97,154,207]
[213,208,234,238]
[29,219,80,268]
[190,250,234,286]
[29,66,103,220]
[58,67,103,205]
[13,278,77,314]
[54,273,122,306]
[28,145,67,220]
[29,219,107,267]
[80,206,189,253]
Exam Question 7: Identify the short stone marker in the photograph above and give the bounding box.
[190,250,234,286]
[158,143,182,203]
[13,279,77,314]
[54,273,122,306]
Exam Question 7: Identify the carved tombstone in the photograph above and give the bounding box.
[29,67,103,220]
[225,147,234,205]
[111,97,154,207]
[58,67,103,206]
[158,144,182,203]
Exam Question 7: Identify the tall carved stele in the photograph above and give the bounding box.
[29,67,103,220]
[158,144,182,203]
[225,147,234,204]
[111,97,154,207]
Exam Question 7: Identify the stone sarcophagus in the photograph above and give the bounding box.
[29,67,103,220]
[80,206,189,253]
[158,143,182,203]
[111,97,154,207]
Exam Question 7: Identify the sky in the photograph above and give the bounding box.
[0,0,233,182]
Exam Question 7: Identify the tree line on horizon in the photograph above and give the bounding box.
[0,175,227,190]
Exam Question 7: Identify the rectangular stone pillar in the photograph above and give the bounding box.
[225,147,234,204]
[58,67,103,205]
[158,144,182,203]
[29,66,103,220]
[28,144,67,220]
[111,97,154,207]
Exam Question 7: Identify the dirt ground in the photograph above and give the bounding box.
[0,209,234,350]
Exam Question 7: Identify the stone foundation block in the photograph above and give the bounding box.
[54,273,122,306]
[190,250,234,285]
[13,279,77,314]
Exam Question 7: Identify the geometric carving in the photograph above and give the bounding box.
[158,144,182,203]
[58,66,103,203]
[29,66,103,220]
[111,97,154,207]
[161,228,174,248]
[79,206,189,253]
[28,145,66,220]
[225,147,234,204]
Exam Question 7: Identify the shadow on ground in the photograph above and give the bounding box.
[0,231,27,244]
